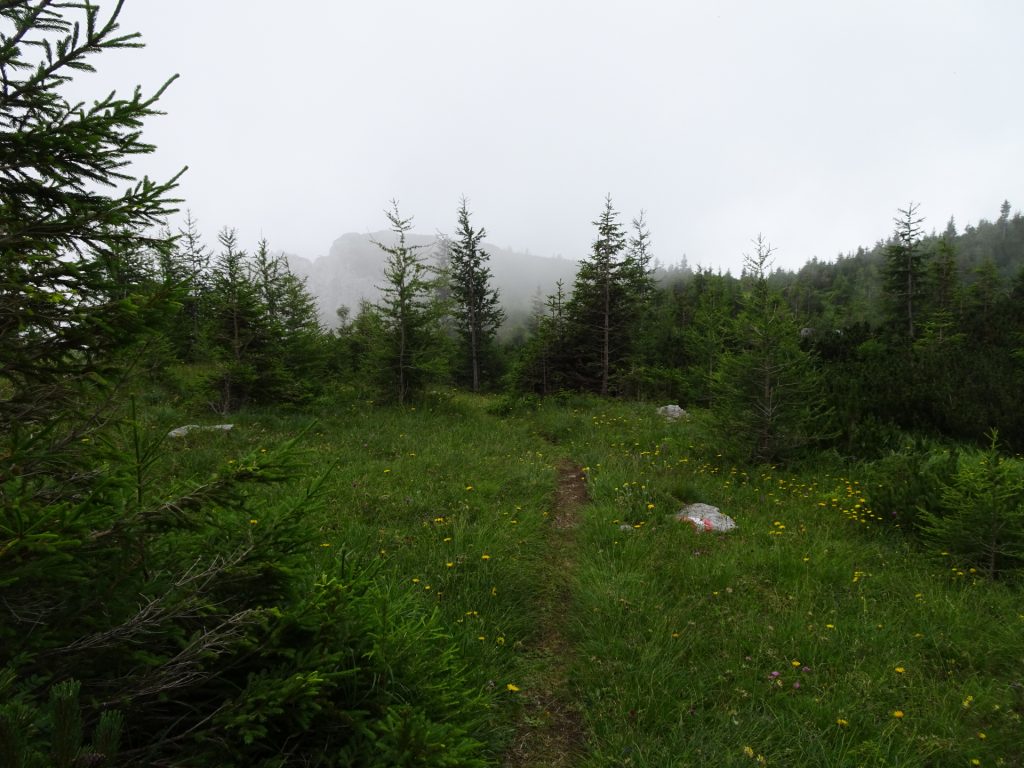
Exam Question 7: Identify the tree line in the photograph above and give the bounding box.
[118,188,1024,464]
[328,193,1024,462]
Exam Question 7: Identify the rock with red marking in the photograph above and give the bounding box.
[675,503,737,533]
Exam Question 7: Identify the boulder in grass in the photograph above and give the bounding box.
[675,503,737,533]
[656,404,689,421]
[167,424,234,438]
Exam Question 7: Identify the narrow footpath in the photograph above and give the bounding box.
[504,459,588,767]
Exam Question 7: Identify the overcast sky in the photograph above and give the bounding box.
[76,1,1024,273]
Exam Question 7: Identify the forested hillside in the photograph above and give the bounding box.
[2,2,1022,767]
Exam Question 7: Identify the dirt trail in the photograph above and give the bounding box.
[503,459,588,768]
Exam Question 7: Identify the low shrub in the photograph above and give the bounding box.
[918,435,1024,579]
[860,441,959,531]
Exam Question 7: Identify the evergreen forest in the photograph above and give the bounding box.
[2,3,1022,767]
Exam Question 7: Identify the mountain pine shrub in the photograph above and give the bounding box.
[918,434,1024,578]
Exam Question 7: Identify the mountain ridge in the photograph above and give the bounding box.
[286,231,580,327]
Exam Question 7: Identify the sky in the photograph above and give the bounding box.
[68,0,1024,273]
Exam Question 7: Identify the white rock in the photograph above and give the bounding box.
[167,424,234,438]
[656,404,689,421]
[675,503,737,533]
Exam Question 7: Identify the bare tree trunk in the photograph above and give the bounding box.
[469,302,480,393]
[601,280,610,396]
[398,322,406,406]
[470,325,479,392]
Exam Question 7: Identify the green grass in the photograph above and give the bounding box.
[150,393,1024,766]
[544,401,1023,767]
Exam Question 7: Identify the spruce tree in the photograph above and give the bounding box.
[712,236,831,464]
[512,279,570,394]
[626,209,656,304]
[618,210,660,396]
[683,269,741,404]
[998,199,1011,236]
[0,0,184,621]
[199,233,324,409]
[920,236,962,344]
[567,195,643,395]
[911,236,968,434]
[333,298,386,394]
[883,203,928,341]
[0,0,182,429]
[254,238,325,401]
[448,197,504,392]
[0,3,258,760]
[156,210,211,362]
[207,228,264,411]
[372,201,445,404]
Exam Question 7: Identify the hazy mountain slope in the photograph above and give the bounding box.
[287,232,580,327]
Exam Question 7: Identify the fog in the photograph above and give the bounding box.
[69,0,1024,273]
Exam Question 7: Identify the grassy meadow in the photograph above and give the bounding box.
[148,391,1023,767]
